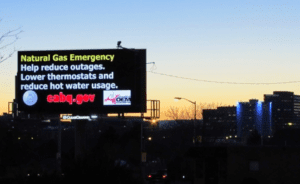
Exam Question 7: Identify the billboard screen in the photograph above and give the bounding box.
[16,49,146,113]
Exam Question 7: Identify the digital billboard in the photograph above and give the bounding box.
[16,49,146,113]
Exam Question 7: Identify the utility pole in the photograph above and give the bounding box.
[194,101,196,146]
[174,97,197,146]
[141,121,146,183]
[202,116,205,146]
[141,121,143,159]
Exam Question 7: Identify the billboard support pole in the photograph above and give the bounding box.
[56,116,62,176]
[141,120,146,183]
[75,120,78,161]
[75,120,87,162]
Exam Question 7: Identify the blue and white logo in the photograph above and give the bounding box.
[23,90,38,106]
[103,90,131,106]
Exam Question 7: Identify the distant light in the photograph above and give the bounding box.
[37,174,40,176]
[226,136,228,139]
[148,137,152,141]
[31,137,33,140]
[235,135,237,138]
[174,97,181,102]
[18,137,20,140]
[12,126,14,128]
[27,174,30,176]
[268,136,271,138]
[91,115,98,119]
[288,122,293,126]
[163,136,165,139]
[229,135,232,138]
[182,175,185,179]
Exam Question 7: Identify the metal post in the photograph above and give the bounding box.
[194,101,196,147]
[175,97,197,146]
[141,122,142,163]
[202,113,205,146]
[141,121,144,182]
[74,120,77,160]
[158,100,160,118]
[75,120,87,161]
[57,118,61,175]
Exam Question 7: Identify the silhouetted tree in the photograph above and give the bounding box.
[163,102,225,120]
[0,18,23,64]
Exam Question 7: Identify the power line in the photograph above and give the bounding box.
[147,71,300,85]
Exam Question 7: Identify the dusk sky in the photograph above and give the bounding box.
[1,0,299,119]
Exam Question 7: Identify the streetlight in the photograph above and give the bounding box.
[174,97,197,146]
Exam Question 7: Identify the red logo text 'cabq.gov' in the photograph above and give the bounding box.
[47,92,95,105]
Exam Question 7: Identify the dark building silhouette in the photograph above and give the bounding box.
[202,91,300,145]
[203,106,237,144]
[264,91,300,134]
[236,99,270,143]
